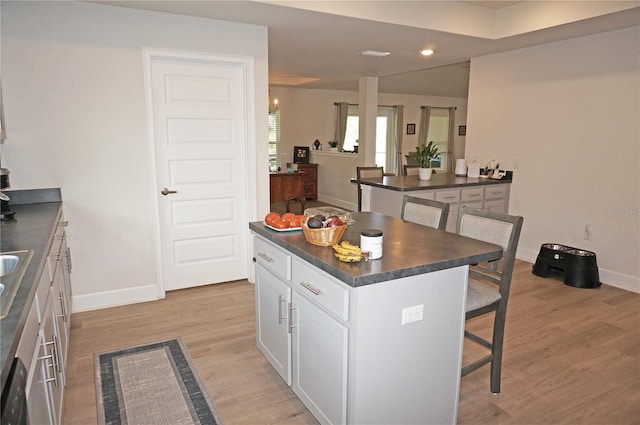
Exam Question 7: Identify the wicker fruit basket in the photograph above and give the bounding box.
[302,220,348,246]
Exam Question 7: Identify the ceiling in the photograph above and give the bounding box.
[93,1,640,97]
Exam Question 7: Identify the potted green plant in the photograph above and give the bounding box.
[327,140,339,151]
[405,141,439,180]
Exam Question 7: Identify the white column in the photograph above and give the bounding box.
[358,76,378,166]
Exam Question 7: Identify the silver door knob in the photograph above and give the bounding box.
[161,188,177,196]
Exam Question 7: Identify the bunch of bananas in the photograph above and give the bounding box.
[332,240,363,263]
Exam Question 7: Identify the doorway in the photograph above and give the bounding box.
[145,49,252,293]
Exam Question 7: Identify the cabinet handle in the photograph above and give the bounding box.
[300,281,322,295]
[467,194,481,198]
[66,247,72,272]
[257,252,273,262]
[41,339,59,386]
[62,220,69,227]
[278,295,287,324]
[53,335,61,375]
[54,290,67,322]
[288,304,296,333]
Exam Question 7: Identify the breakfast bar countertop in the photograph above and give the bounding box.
[357,172,512,192]
[249,211,502,287]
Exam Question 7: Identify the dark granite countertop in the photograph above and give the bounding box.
[1,189,62,389]
[249,212,502,287]
[358,172,512,192]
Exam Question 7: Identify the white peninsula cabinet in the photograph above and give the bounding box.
[251,212,502,425]
[360,173,511,232]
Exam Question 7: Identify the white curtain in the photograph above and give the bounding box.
[418,106,431,146]
[394,105,404,175]
[334,102,349,150]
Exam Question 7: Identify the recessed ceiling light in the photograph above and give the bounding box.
[359,50,391,57]
[420,49,434,56]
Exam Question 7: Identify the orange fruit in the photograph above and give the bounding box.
[273,219,289,229]
[265,212,280,226]
[289,215,302,227]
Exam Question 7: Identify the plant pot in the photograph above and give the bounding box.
[418,167,433,181]
[328,147,338,152]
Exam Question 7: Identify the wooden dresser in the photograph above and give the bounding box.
[269,173,306,214]
[287,163,317,200]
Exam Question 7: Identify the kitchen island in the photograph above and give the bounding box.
[358,173,512,232]
[249,212,502,425]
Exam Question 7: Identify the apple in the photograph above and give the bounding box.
[324,216,343,228]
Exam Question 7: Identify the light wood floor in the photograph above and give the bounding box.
[63,260,639,425]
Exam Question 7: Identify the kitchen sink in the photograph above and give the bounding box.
[0,250,34,319]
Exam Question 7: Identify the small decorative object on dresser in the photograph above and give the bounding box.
[293,146,310,163]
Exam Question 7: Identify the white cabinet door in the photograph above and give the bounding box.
[484,199,506,212]
[51,262,69,385]
[291,292,348,425]
[255,264,292,384]
[27,334,55,425]
[41,297,64,425]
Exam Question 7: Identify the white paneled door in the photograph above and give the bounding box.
[148,54,249,291]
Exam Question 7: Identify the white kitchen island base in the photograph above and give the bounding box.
[251,212,501,425]
[346,266,468,425]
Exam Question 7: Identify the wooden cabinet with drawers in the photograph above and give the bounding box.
[287,163,317,200]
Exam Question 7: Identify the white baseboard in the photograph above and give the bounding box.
[317,194,357,212]
[72,284,161,313]
[517,247,639,294]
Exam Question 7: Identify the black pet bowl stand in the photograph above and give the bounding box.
[532,243,601,288]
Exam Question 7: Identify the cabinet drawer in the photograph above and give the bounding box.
[485,185,508,199]
[254,237,292,281]
[461,187,484,202]
[292,259,349,321]
[435,189,460,203]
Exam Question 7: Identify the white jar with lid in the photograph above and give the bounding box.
[361,229,383,259]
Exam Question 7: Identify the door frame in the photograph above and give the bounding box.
[143,48,258,298]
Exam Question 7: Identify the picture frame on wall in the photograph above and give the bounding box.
[293,146,310,164]
[459,125,467,136]
[406,123,416,135]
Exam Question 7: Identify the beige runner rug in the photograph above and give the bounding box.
[95,338,223,425]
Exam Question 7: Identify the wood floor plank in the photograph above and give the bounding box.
[64,261,640,425]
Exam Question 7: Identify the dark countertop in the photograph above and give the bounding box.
[249,212,502,287]
[1,189,62,389]
[358,172,512,192]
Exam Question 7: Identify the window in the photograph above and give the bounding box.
[426,109,451,170]
[268,110,280,171]
[343,105,397,173]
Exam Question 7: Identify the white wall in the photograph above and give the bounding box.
[269,86,468,209]
[1,1,269,309]
[466,26,640,292]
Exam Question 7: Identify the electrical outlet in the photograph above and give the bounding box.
[513,158,520,169]
[584,224,592,240]
[401,305,424,325]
